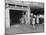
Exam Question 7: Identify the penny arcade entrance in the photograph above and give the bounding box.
[5,1,44,33]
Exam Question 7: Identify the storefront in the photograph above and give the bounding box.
[5,0,44,28]
[5,1,31,28]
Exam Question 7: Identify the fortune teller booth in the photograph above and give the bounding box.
[5,1,44,28]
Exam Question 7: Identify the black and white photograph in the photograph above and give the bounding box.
[5,0,44,35]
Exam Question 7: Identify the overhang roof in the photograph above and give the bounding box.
[5,0,44,8]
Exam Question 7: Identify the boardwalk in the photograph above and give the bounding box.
[5,24,44,34]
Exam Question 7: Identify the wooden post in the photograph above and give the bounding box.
[25,7,30,24]
[5,8,10,28]
[27,7,30,24]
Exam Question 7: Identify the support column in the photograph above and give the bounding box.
[27,7,30,24]
[5,8,10,28]
[25,7,30,24]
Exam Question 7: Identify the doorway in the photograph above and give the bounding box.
[9,9,26,26]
